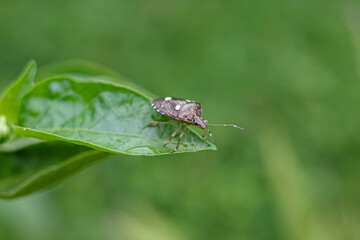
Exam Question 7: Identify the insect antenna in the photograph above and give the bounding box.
[207,123,244,130]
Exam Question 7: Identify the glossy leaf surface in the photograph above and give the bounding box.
[15,77,216,155]
[0,142,109,199]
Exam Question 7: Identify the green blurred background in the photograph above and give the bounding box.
[1,0,360,239]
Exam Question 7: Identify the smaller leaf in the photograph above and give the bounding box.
[37,60,156,99]
[0,142,109,199]
[0,137,44,152]
[37,59,121,80]
[0,60,37,124]
[0,115,11,144]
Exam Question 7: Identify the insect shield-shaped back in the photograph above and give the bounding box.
[151,97,205,128]
[151,97,209,154]
[151,97,243,154]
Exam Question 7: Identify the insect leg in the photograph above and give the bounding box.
[207,129,213,142]
[151,121,171,125]
[171,125,188,154]
[202,129,207,140]
[163,123,182,147]
[202,128,213,142]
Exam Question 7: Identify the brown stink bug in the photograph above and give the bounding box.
[151,97,243,153]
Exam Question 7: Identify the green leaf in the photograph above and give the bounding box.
[0,60,37,124]
[0,142,109,199]
[0,60,216,199]
[14,77,216,155]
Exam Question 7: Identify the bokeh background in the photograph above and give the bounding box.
[1,0,360,239]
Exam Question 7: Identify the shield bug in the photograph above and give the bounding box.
[151,97,243,153]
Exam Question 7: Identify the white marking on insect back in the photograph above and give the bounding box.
[165,97,172,101]
[175,104,181,110]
